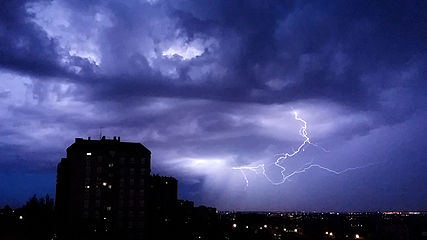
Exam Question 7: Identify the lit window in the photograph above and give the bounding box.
[106,206,112,211]
[108,185,112,189]
[108,163,114,167]
[86,153,92,156]
[102,182,107,186]
[264,224,267,228]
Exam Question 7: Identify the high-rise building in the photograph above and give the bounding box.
[56,137,151,240]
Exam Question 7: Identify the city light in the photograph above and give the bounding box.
[294,229,298,233]
[232,223,237,228]
[264,224,267,228]
[86,153,91,156]
[102,182,107,186]
[19,215,23,220]
[329,232,333,236]
[355,234,360,239]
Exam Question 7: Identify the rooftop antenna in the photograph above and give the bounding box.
[99,127,104,140]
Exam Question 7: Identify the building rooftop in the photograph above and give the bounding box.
[67,136,151,154]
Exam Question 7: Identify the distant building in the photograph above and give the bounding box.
[56,137,151,240]
[149,175,178,213]
[147,175,178,239]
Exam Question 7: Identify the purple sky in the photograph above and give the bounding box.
[0,0,426,211]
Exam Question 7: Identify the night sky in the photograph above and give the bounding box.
[1,0,426,211]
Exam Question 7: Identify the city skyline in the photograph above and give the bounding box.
[1,0,426,211]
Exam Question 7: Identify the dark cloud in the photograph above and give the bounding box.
[1,0,425,109]
[0,0,97,78]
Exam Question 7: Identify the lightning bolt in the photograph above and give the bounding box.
[233,111,374,187]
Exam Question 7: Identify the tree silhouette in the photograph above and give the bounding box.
[21,194,55,240]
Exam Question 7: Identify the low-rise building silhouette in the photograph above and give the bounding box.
[148,175,178,219]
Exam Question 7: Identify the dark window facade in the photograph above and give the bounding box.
[56,137,151,240]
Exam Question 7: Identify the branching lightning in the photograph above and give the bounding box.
[233,111,373,187]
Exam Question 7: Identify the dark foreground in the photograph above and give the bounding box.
[1,202,426,240]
